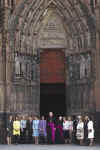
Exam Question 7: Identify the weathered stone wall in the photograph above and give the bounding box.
[0,0,99,120]
[6,0,97,115]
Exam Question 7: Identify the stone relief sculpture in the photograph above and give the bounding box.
[21,60,26,76]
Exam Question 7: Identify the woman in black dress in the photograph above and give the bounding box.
[26,116,33,144]
[6,115,13,144]
[84,116,89,145]
[55,116,64,144]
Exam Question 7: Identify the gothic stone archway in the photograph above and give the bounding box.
[7,0,96,116]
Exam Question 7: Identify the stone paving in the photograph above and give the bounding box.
[0,144,99,150]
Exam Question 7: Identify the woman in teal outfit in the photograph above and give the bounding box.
[32,116,39,144]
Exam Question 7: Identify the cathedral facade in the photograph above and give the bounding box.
[0,0,100,136]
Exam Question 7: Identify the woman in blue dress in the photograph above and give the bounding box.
[32,116,39,144]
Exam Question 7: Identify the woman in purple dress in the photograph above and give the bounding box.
[39,116,47,144]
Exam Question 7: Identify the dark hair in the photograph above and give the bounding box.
[89,116,93,121]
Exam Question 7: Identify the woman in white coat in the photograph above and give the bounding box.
[76,116,84,145]
[87,117,94,146]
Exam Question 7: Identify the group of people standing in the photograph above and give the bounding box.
[6,112,95,146]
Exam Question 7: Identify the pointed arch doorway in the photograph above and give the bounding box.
[40,49,66,117]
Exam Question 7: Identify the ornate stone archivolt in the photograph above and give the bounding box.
[8,0,96,54]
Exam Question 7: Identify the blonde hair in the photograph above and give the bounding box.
[68,116,72,121]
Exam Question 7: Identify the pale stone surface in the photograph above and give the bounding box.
[0,144,100,150]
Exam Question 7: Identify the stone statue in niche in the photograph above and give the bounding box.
[75,55,80,80]
[80,53,91,79]
[85,53,91,77]
[21,63,26,76]
[68,56,74,80]
[80,55,86,79]
[27,63,31,79]
[15,53,21,75]
[21,56,26,76]
[69,65,73,79]
[78,38,82,49]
